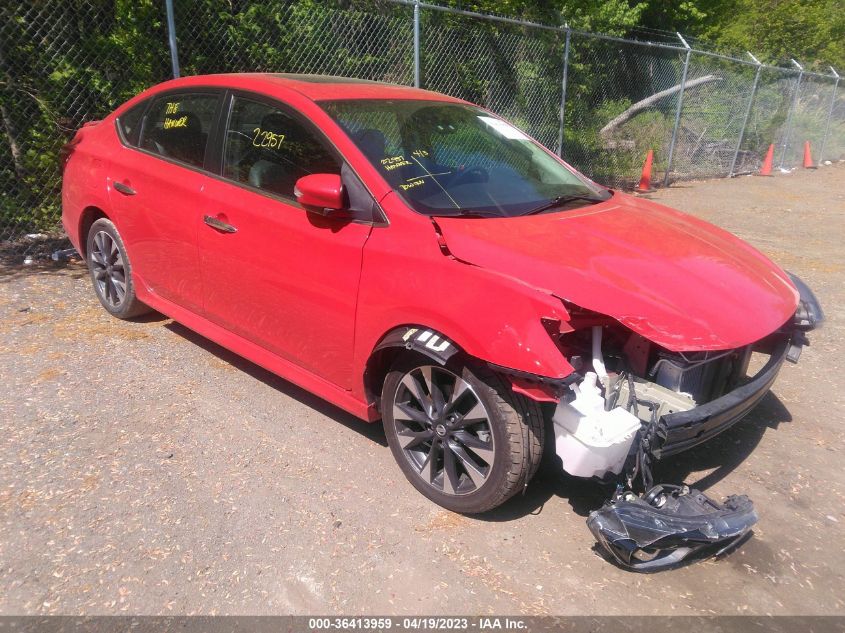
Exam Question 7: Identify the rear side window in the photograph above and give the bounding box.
[223,96,340,199]
[117,102,147,146]
[141,93,219,168]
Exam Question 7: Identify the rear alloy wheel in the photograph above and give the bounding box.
[382,356,544,514]
[86,218,150,319]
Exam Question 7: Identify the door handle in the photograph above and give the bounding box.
[113,181,136,196]
[203,215,238,234]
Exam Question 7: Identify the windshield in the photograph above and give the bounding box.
[320,99,609,217]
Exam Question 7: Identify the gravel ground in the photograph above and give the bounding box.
[1,165,843,616]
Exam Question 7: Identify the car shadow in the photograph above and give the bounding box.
[127,310,170,324]
[164,321,388,448]
[656,391,792,490]
[474,390,792,522]
[0,260,88,282]
[474,470,613,523]
[142,313,795,519]
[0,236,74,268]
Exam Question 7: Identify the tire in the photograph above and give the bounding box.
[382,354,544,514]
[86,218,150,319]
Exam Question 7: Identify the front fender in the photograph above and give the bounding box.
[372,326,461,365]
[352,204,577,404]
[359,270,575,380]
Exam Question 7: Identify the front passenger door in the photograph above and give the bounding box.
[198,94,373,389]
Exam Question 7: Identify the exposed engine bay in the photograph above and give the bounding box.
[550,322,769,571]
[552,323,762,483]
[547,282,822,570]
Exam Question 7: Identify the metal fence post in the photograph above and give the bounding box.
[663,33,691,186]
[556,25,571,157]
[165,0,180,78]
[778,59,804,169]
[413,0,421,88]
[729,52,763,177]
[818,66,840,165]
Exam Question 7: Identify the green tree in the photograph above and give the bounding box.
[637,0,844,71]
[704,0,844,70]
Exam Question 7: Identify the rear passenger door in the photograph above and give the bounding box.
[110,91,222,314]
[198,93,373,388]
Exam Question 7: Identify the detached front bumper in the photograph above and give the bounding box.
[654,273,823,459]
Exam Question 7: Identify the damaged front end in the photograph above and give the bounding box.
[551,274,822,474]
[541,273,822,571]
[586,485,758,571]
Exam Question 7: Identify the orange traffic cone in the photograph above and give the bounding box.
[803,141,817,169]
[636,150,655,192]
[758,144,774,176]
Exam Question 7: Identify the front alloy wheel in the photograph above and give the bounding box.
[382,356,544,514]
[392,365,495,496]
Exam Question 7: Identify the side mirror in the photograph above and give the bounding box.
[294,173,345,216]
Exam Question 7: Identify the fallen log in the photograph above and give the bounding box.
[599,74,722,137]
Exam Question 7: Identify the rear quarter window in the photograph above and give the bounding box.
[140,93,220,169]
[116,101,147,147]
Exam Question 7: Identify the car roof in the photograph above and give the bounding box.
[150,73,466,104]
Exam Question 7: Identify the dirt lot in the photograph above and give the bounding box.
[1,165,844,616]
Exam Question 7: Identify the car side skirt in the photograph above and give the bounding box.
[132,275,379,422]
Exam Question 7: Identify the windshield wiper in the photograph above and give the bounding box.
[428,192,609,219]
[429,209,503,218]
[520,193,607,216]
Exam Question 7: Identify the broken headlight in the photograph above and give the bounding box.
[787,271,824,331]
[587,484,758,572]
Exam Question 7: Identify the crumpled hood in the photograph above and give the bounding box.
[434,192,798,351]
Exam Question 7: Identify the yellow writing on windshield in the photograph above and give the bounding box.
[381,155,412,171]
[399,179,424,191]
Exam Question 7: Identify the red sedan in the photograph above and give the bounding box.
[62,73,821,519]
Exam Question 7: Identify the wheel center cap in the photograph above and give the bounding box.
[434,424,447,437]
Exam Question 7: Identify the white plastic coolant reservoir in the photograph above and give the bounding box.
[552,372,642,478]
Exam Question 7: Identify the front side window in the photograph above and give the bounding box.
[223,96,340,199]
[321,99,608,217]
[141,93,219,168]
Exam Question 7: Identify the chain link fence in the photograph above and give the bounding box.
[1,0,842,258]
[419,8,563,151]
[562,34,686,188]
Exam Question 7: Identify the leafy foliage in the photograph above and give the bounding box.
[638,0,844,71]
[0,0,841,239]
